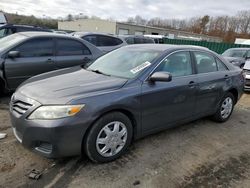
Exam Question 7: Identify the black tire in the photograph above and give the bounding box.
[84,112,133,163]
[0,79,5,97]
[211,93,235,122]
[240,64,244,69]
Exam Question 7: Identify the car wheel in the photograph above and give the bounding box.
[240,64,244,69]
[211,93,235,122]
[84,112,133,163]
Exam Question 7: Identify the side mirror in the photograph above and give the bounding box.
[8,51,20,59]
[149,71,172,82]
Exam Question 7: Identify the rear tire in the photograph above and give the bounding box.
[84,112,133,163]
[211,93,235,122]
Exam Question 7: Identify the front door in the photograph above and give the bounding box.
[4,37,56,89]
[141,51,198,133]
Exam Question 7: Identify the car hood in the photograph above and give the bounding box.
[17,66,128,104]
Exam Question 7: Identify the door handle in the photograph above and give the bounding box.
[83,57,91,62]
[46,58,54,63]
[224,74,230,80]
[188,81,196,88]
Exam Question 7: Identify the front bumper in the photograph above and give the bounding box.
[10,93,92,158]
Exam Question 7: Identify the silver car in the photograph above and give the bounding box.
[243,60,250,91]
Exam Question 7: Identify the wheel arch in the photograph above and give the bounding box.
[227,88,238,104]
[81,108,139,152]
[0,75,6,94]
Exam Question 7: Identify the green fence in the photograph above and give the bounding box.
[163,38,250,54]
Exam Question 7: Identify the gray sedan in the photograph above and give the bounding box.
[0,32,103,92]
[10,45,244,163]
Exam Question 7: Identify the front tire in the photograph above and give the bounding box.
[84,112,133,163]
[211,93,235,122]
[0,79,5,97]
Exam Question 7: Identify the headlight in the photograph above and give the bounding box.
[28,105,85,120]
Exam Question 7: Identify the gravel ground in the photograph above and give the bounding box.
[0,93,250,188]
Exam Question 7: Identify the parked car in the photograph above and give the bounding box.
[243,60,250,91]
[73,32,126,53]
[10,44,244,162]
[52,30,68,35]
[0,24,52,38]
[144,34,165,43]
[0,32,103,93]
[222,48,250,68]
[118,35,155,44]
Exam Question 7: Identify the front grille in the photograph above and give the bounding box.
[11,100,33,116]
[246,79,250,86]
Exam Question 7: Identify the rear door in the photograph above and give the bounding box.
[55,38,93,69]
[192,51,230,116]
[4,37,56,89]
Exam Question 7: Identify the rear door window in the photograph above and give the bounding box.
[56,38,91,56]
[125,37,134,44]
[83,35,97,46]
[134,38,143,44]
[97,35,123,46]
[14,38,54,57]
[194,52,217,74]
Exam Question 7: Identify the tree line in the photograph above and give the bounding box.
[2,10,250,43]
[4,12,58,29]
[126,10,250,43]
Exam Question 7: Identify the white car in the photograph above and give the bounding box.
[243,60,250,91]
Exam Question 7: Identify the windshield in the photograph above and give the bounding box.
[0,34,27,52]
[87,47,161,79]
[222,49,247,58]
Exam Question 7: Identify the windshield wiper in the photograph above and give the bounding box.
[89,69,111,76]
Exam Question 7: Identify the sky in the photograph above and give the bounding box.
[1,0,250,20]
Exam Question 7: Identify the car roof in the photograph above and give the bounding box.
[225,48,250,50]
[74,32,115,36]
[16,31,77,38]
[0,24,48,29]
[122,44,210,52]
[118,35,153,38]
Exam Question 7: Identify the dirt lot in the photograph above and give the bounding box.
[0,93,250,188]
